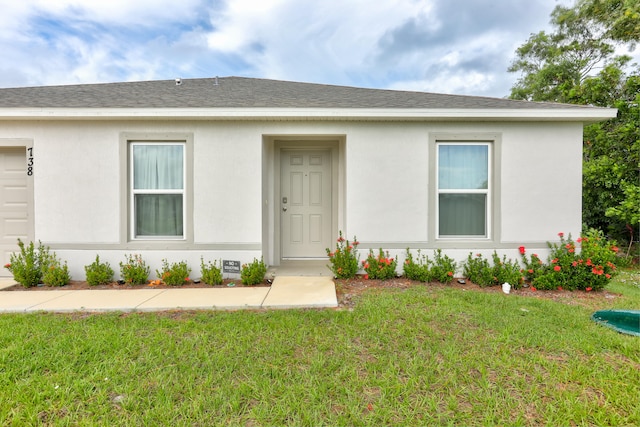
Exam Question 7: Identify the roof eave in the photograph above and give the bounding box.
[0,107,618,122]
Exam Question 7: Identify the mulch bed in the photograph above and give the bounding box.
[334,276,621,309]
[3,276,621,309]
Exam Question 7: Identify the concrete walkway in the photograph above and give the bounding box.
[0,276,338,313]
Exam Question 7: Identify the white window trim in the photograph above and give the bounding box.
[436,141,492,240]
[129,141,187,241]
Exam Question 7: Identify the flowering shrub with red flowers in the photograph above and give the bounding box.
[403,249,457,283]
[431,249,457,283]
[403,249,434,282]
[363,249,398,280]
[520,229,618,291]
[519,246,545,283]
[156,259,191,286]
[326,231,360,279]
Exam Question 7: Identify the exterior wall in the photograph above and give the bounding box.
[343,121,583,265]
[0,119,583,279]
[499,123,583,243]
[343,121,583,242]
[345,122,429,243]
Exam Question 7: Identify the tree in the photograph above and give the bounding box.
[578,0,640,43]
[581,64,639,241]
[508,0,639,245]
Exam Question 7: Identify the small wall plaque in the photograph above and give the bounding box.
[223,260,241,274]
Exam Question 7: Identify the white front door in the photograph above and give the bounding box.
[281,149,332,258]
[0,147,30,276]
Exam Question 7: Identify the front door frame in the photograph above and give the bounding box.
[266,137,342,266]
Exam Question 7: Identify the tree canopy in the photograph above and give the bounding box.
[579,0,640,43]
[509,0,639,247]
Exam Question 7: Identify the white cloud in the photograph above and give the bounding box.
[29,0,204,26]
[207,0,290,52]
[204,0,437,85]
[0,0,214,86]
[4,0,633,98]
[391,72,497,97]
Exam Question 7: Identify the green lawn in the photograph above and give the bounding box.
[1,270,638,426]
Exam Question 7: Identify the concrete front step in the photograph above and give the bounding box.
[264,276,337,308]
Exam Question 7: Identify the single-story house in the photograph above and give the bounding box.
[0,77,616,279]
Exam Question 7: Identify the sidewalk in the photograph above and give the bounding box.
[0,276,338,313]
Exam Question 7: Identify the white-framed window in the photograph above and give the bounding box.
[436,142,491,238]
[130,142,185,239]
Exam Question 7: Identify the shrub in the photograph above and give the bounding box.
[531,274,559,291]
[200,258,223,285]
[403,249,434,282]
[42,258,71,287]
[524,230,619,291]
[519,245,545,283]
[464,252,523,288]
[491,252,523,289]
[362,249,397,280]
[241,257,267,286]
[156,259,191,286]
[403,249,457,283]
[119,254,150,285]
[326,231,360,279]
[432,249,457,283]
[580,229,619,269]
[4,239,54,288]
[84,255,114,286]
[463,253,494,287]
[614,253,634,268]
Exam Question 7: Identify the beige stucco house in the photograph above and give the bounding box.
[0,77,616,279]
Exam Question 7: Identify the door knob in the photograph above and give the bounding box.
[282,206,288,212]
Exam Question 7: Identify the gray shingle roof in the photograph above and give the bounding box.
[0,76,598,110]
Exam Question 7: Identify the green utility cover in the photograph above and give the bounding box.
[591,310,640,337]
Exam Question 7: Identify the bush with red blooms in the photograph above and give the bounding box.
[519,229,618,291]
[326,231,360,279]
[362,249,398,280]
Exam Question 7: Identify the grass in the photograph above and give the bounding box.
[0,270,638,426]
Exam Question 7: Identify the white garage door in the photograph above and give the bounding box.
[0,147,30,277]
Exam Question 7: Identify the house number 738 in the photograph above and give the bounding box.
[27,147,34,176]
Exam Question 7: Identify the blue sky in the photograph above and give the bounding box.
[0,0,633,97]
